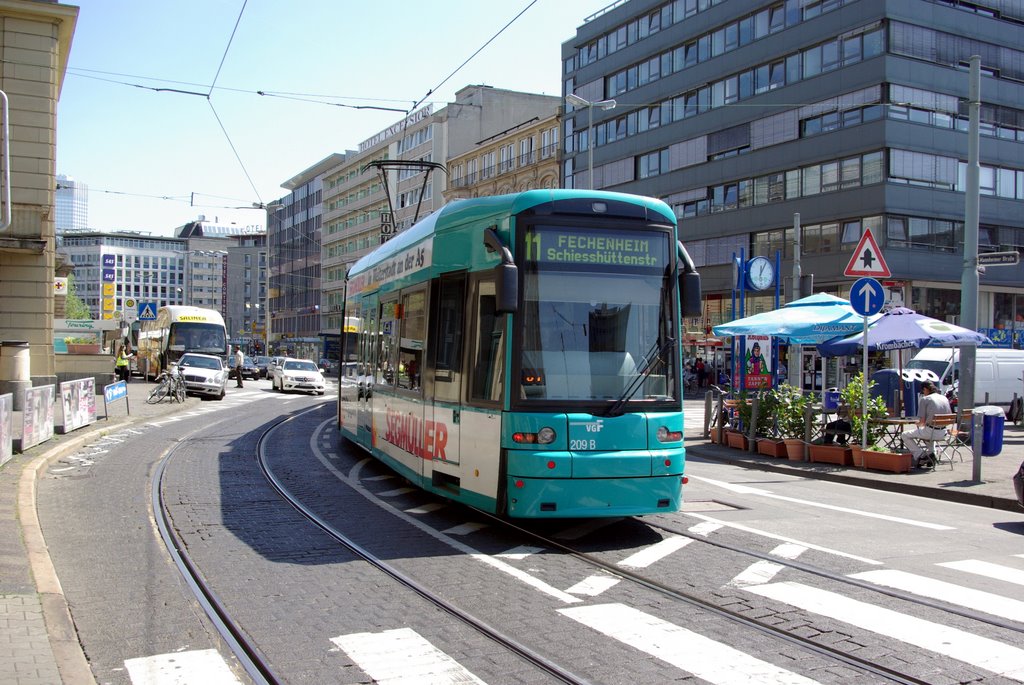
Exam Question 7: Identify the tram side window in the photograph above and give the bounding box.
[469,278,505,404]
[397,289,425,391]
[378,299,399,387]
[431,276,466,403]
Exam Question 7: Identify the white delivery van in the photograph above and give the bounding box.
[905,347,1024,411]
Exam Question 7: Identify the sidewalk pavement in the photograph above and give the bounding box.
[686,418,1024,512]
[2,384,1022,684]
[1,379,204,685]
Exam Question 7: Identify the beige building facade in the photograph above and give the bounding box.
[0,0,78,388]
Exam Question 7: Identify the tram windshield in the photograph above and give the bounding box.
[519,225,677,403]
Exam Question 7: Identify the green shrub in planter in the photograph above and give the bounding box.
[840,372,888,447]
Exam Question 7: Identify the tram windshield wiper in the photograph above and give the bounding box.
[603,336,676,417]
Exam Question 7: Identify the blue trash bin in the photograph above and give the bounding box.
[977,406,1006,456]
[823,389,840,411]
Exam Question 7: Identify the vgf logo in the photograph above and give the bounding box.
[584,419,604,433]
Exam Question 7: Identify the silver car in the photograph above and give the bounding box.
[177,352,228,400]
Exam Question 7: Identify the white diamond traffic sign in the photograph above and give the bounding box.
[844,227,891,278]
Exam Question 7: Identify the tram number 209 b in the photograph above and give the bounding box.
[570,439,597,451]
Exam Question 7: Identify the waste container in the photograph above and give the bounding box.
[976,405,1006,456]
[869,370,901,415]
[823,388,841,411]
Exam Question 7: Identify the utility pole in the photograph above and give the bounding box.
[789,213,802,388]
[961,56,982,481]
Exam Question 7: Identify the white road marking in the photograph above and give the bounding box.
[442,522,488,536]
[728,560,786,588]
[497,545,544,560]
[850,569,1024,623]
[683,512,881,565]
[566,574,621,596]
[688,475,955,530]
[124,649,241,684]
[404,502,446,514]
[771,543,807,560]
[618,536,692,569]
[559,603,821,684]
[748,581,1024,681]
[309,423,580,605]
[331,628,485,684]
[688,521,722,536]
[938,560,1024,586]
[379,487,416,497]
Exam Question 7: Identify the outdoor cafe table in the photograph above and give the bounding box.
[869,417,917,450]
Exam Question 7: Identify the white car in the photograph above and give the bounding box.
[176,352,228,400]
[273,358,326,395]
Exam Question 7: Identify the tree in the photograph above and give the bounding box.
[64,274,92,320]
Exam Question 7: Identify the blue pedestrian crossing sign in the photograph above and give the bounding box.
[850,277,884,317]
[138,302,158,321]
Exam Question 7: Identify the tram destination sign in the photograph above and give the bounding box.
[978,251,1020,266]
[525,227,668,268]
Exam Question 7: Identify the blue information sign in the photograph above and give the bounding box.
[850,277,884,317]
[104,380,127,403]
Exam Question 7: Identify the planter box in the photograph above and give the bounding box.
[783,438,805,460]
[809,444,853,466]
[863,449,912,473]
[725,431,748,450]
[756,438,787,458]
[851,445,865,468]
[66,343,102,354]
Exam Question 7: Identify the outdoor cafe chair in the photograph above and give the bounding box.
[923,413,960,469]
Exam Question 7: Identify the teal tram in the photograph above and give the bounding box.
[337,189,701,518]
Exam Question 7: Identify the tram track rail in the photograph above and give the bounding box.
[470,510,940,685]
[255,410,595,685]
[153,435,281,685]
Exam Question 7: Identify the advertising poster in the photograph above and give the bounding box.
[60,378,97,434]
[21,385,55,451]
[744,335,773,390]
[0,393,11,467]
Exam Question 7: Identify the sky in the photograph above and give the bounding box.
[57,0,615,235]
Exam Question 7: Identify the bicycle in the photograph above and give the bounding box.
[147,364,187,404]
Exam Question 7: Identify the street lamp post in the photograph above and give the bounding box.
[566,93,616,190]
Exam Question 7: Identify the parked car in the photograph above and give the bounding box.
[176,352,228,400]
[272,357,326,395]
[253,355,272,379]
[229,355,260,381]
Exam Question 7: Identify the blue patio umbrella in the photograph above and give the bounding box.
[817,307,991,356]
[713,293,876,344]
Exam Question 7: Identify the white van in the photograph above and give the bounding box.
[905,347,1024,411]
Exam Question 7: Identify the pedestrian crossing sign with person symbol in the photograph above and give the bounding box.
[138,302,158,321]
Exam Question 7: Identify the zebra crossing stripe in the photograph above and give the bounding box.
[618,536,692,569]
[124,649,241,684]
[559,603,820,684]
[850,569,1024,623]
[747,581,1024,680]
[938,560,1024,586]
[331,628,485,684]
[566,574,621,596]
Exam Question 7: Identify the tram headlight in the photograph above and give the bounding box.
[512,426,557,445]
[657,426,682,442]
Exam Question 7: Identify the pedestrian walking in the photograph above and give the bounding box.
[234,346,244,388]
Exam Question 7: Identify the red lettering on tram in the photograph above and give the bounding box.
[383,407,448,460]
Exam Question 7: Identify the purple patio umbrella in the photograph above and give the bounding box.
[817,307,991,356]
[818,306,991,411]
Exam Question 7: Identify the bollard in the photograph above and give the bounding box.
[747,396,759,453]
[703,390,713,438]
[802,402,813,462]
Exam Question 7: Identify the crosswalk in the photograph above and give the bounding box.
[126,478,1024,685]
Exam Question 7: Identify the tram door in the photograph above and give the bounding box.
[428,275,465,467]
[356,296,378,444]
